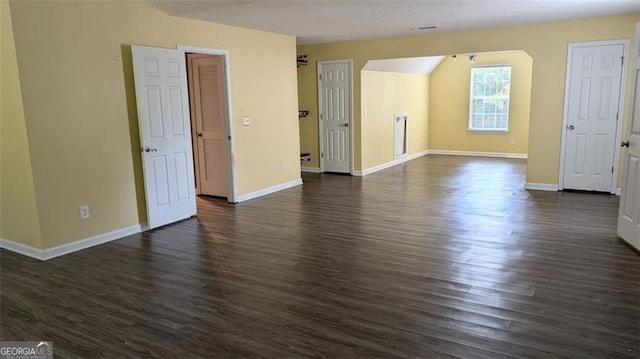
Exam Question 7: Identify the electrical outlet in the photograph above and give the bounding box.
[79,205,90,219]
[364,109,368,117]
[371,149,376,158]
[282,162,287,172]
[509,138,516,145]
[242,116,250,126]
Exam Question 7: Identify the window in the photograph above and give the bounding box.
[469,66,511,132]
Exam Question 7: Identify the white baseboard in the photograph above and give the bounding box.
[0,238,45,261]
[301,166,321,173]
[428,149,528,159]
[2,179,303,260]
[532,185,622,195]
[237,178,303,202]
[0,224,142,261]
[525,182,559,191]
[353,150,429,176]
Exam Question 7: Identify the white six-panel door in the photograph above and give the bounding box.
[617,25,640,250]
[561,43,625,192]
[132,45,196,229]
[319,61,351,173]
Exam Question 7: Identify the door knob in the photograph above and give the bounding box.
[567,125,575,130]
[342,123,350,127]
[143,146,158,153]
[621,141,630,148]
[197,133,203,137]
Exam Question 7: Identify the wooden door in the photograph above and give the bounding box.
[187,54,230,198]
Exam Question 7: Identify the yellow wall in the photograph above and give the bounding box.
[297,14,640,184]
[9,0,299,249]
[297,64,318,167]
[0,0,42,248]
[361,71,429,169]
[429,51,532,154]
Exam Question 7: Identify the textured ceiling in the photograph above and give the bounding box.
[150,0,640,45]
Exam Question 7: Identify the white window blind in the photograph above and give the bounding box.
[469,66,511,131]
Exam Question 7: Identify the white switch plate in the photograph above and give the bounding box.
[242,116,250,126]
[509,138,516,145]
[79,205,90,219]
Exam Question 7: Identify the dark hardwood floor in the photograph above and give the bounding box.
[1,155,638,358]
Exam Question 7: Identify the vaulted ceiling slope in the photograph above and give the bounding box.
[363,56,446,75]
[150,0,640,45]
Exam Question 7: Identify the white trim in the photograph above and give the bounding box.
[428,149,527,159]
[0,224,142,261]
[236,178,303,202]
[301,166,321,173]
[43,224,142,260]
[615,187,622,196]
[178,45,238,203]
[353,150,429,176]
[611,41,630,194]
[466,130,510,134]
[525,183,559,191]
[349,60,354,175]
[317,61,323,173]
[558,44,572,191]
[0,238,45,261]
[558,39,629,194]
[636,22,640,69]
[317,59,354,175]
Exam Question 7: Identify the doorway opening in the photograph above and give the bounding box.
[359,50,532,172]
[180,45,237,203]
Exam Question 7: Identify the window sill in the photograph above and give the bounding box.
[467,130,510,134]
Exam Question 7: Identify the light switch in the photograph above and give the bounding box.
[243,117,250,126]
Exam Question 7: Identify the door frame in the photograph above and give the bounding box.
[178,45,237,203]
[317,59,354,174]
[558,39,629,194]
